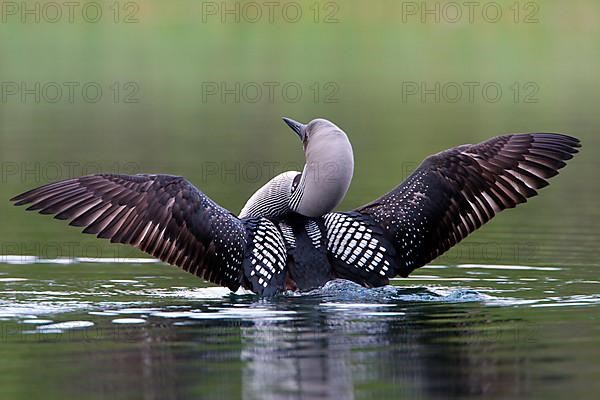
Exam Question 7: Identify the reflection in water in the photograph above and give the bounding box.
[238,301,532,400]
[241,312,356,400]
[57,294,544,400]
[1,265,597,400]
[75,323,181,400]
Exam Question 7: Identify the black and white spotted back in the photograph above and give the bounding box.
[305,220,322,248]
[280,216,333,290]
[241,218,288,296]
[323,212,397,287]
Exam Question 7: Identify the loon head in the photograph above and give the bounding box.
[282,117,354,217]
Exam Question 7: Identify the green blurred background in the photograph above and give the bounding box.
[1,0,598,263]
[1,2,600,400]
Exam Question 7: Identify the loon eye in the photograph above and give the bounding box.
[291,174,302,193]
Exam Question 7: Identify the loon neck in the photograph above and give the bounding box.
[239,171,300,219]
[292,130,354,217]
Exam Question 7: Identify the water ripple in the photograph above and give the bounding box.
[2,266,600,326]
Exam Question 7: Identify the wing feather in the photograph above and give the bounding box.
[11,174,247,290]
[358,133,581,277]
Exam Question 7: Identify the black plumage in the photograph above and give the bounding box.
[281,215,333,291]
[12,174,249,291]
[10,133,581,295]
[357,133,581,278]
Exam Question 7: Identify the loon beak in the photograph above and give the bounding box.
[282,117,307,141]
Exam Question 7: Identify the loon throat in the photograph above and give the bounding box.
[292,125,354,217]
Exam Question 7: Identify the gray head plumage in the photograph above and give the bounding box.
[284,117,354,218]
[239,117,354,220]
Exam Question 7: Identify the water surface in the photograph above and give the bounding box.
[1,258,599,400]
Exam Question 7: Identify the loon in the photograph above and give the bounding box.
[11,118,581,296]
[239,117,354,219]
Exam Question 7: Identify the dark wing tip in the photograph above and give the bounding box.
[530,132,581,150]
[9,173,247,291]
[11,197,30,206]
[357,130,582,277]
[10,179,72,204]
[11,188,40,203]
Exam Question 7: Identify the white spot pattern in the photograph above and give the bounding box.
[209,211,246,282]
[248,219,287,288]
[305,220,321,248]
[278,222,296,248]
[365,171,429,271]
[323,213,391,277]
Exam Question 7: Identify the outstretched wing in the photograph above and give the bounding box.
[11,174,248,291]
[357,133,581,277]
